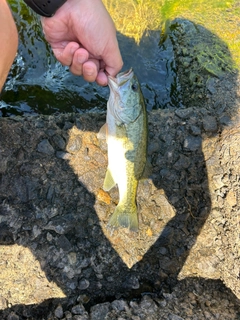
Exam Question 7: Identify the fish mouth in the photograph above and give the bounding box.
[108,68,134,90]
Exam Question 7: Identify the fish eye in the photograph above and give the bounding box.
[131,83,138,92]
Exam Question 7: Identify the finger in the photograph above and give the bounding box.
[82,59,100,82]
[69,48,89,76]
[96,70,108,86]
[103,40,123,77]
[52,42,80,66]
[105,56,123,77]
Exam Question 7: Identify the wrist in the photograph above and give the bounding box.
[23,0,68,17]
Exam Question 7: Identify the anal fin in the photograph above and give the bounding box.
[103,168,116,191]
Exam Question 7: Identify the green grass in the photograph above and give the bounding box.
[103,0,240,68]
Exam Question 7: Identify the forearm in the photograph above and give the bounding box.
[0,0,18,91]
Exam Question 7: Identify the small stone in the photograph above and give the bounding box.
[46,129,56,137]
[7,312,19,320]
[34,119,45,128]
[183,135,202,151]
[71,304,85,315]
[56,235,72,251]
[175,108,193,119]
[77,294,90,304]
[46,232,53,242]
[56,151,71,160]
[162,293,173,300]
[205,300,211,307]
[111,300,128,312]
[63,121,74,130]
[64,311,72,319]
[90,302,111,320]
[219,114,231,125]
[129,301,138,309]
[206,77,216,94]
[54,305,64,319]
[68,252,77,265]
[159,247,168,255]
[44,216,74,234]
[66,136,82,153]
[173,154,190,169]
[65,267,75,279]
[124,276,140,289]
[68,281,77,290]
[32,225,41,239]
[78,279,90,290]
[190,125,201,135]
[37,139,54,155]
[73,316,89,320]
[203,115,218,133]
[140,295,157,312]
[53,134,66,150]
[158,299,167,308]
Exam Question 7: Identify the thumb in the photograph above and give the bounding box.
[104,49,123,77]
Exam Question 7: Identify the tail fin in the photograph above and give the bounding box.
[107,204,138,232]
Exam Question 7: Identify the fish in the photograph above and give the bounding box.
[99,68,147,231]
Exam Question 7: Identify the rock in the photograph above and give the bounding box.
[73,316,89,320]
[52,134,66,150]
[90,302,111,320]
[66,135,82,153]
[190,124,201,135]
[56,235,72,251]
[111,300,128,312]
[183,135,202,151]
[78,279,90,290]
[56,151,71,160]
[44,216,76,235]
[7,312,19,320]
[37,139,54,155]
[54,305,64,319]
[202,115,218,133]
[71,304,85,315]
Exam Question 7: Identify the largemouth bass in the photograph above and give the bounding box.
[100,68,147,231]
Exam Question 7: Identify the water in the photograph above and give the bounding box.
[0,0,239,116]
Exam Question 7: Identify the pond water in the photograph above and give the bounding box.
[0,0,239,116]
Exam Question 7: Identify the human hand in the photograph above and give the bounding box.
[0,0,18,91]
[41,0,123,86]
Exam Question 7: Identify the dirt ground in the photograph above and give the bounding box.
[0,18,239,320]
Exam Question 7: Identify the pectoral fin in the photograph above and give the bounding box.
[103,168,116,191]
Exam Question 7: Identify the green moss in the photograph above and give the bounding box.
[160,0,240,68]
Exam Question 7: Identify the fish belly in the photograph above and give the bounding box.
[107,133,138,231]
